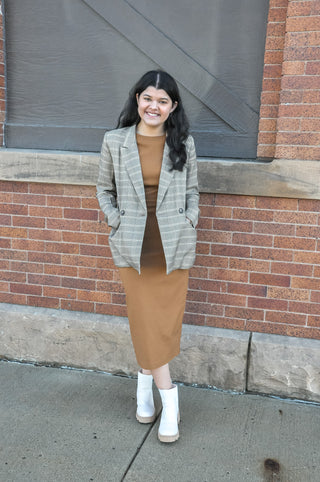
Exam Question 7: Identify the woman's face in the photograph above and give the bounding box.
[136,86,177,135]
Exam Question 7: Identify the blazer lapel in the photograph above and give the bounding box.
[156,142,174,211]
[121,126,146,211]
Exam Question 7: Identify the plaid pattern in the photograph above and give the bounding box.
[96,125,199,274]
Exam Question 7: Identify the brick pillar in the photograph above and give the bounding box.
[0,4,5,146]
[275,0,320,160]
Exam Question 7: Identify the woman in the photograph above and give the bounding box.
[96,70,199,443]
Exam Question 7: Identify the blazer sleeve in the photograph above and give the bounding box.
[96,132,121,229]
[185,136,200,228]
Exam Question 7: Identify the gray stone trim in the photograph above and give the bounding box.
[1,148,320,199]
[1,303,320,402]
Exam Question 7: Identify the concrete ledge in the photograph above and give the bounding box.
[0,303,249,392]
[1,148,320,199]
[1,303,320,402]
[248,333,320,403]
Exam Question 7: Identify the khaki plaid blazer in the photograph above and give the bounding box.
[96,125,200,274]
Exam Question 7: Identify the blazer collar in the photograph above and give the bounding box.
[121,125,174,212]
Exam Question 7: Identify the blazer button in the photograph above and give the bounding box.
[120,209,125,216]
[179,208,184,214]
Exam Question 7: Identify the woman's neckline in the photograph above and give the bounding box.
[136,132,166,138]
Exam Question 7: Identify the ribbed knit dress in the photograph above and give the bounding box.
[119,133,189,370]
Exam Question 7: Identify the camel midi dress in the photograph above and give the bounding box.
[119,133,189,370]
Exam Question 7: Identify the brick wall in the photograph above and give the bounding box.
[0,6,5,145]
[1,0,320,341]
[1,182,319,340]
[258,0,320,160]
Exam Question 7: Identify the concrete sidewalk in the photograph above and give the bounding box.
[0,361,319,482]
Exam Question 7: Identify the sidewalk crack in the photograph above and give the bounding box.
[245,331,253,392]
[120,412,160,481]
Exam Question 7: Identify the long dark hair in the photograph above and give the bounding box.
[117,70,189,171]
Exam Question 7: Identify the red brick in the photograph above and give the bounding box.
[27,296,60,309]
[28,252,61,264]
[274,236,316,250]
[286,32,320,48]
[81,220,109,234]
[287,2,313,17]
[186,301,217,315]
[0,214,12,226]
[29,206,63,218]
[281,61,305,76]
[12,193,46,205]
[296,225,320,238]
[80,244,110,257]
[0,192,12,203]
[271,261,313,277]
[246,321,288,336]
[208,268,248,283]
[281,76,320,90]
[195,255,226,269]
[254,222,295,236]
[182,313,206,326]
[197,217,213,230]
[200,206,232,218]
[276,118,301,132]
[44,264,77,277]
[199,193,215,205]
[286,16,320,33]
[78,267,113,281]
[45,242,79,254]
[12,216,45,228]
[189,278,221,293]
[43,286,77,299]
[10,261,43,274]
[207,292,246,307]
[186,289,207,302]
[276,146,320,160]
[1,227,28,239]
[110,293,125,306]
[294,251,320,265]
[61,254,97,268]
[229,258,270,272]
[0,292,27,304]
[64,208,98,221]
[265,36,286,50]
[258,119,278,132]
[1,271,26,283]
[288,300,320,315]
[61,299,94,312]
[0,203,28,215]
[62,231,97,244]
[286,326,320,340]
[194,243,210,255]
[99,303,128,317]
[82,198,99,209]
[61,277,95,291]
[232,233,273,247]
[0,249,27,260]
[0,259,9,270]
[12,239,44,251]
[291,277,320,290]
[308,315,320,328]
[213,219,253,233]
[47,218,81,231]
[0,235,11,246]
[265,310,307,325]
[28,274,61,287]
[47,196,81,208]
[77,290,112,303]
[302,89,320,103]
[96,280,126,293]
[189,266,209,279]
[248,297,288,311]
[268,286,309,301]
[63,185,95,197]
[215,195,255,208]
[205,316,246,331]
[250,272,290,287]
[225,306,265,321]
[227,282,266,297]
[29,229,62,241]
[30,183,64,195]
[10,283,42,295]
[300,119,320,132]
[211,245,251,258]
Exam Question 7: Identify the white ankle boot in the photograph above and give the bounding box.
[136,371,156,424]
[158,385,180,443]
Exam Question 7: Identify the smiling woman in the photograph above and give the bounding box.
[97,70,200,444]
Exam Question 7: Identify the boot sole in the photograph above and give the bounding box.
[158,430,179,443]
[136,412,156,424]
